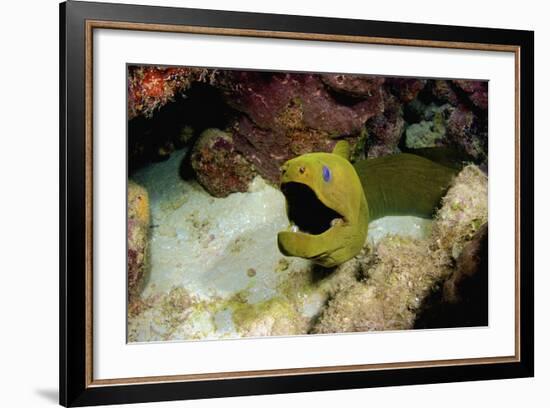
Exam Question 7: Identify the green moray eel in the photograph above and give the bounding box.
[277,141,457,267]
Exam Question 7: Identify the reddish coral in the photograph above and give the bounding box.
[320,74,386,97]
[127,66,490,196]
[366,90,405,157]
[446,104,487,159]
[386,78,427,103]
[453,80,489,110]
[127,66,215,119]
[222,72,383,136]
[431,80,460,105]
[211,72,384,188]
[230,116,340,185]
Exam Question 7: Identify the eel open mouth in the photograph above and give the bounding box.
[281,182,345,235]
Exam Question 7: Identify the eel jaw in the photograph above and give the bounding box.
[280,181,346,236]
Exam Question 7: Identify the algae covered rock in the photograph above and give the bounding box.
[405,104,449,149]
[431,164,488,264]
[190,128,256,197]
[313,237,441,333]
[127,181,150,299]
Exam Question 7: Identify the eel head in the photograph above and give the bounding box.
[277,142,369,268]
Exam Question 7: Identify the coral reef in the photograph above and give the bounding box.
[127,66,217,120]
[127,181,150,300]
[312,164,488,333]
[126,66,491,341]
[128,68,489,196]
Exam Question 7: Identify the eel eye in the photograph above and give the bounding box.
[322,165,331,182]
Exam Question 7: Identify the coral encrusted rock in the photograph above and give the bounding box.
[190,128,257,197]
[127,66,218,119]
[366,90,405,157]
[312,164,488,334]
[127,181,151,299]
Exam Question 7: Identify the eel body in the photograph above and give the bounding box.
[277,141,457,267]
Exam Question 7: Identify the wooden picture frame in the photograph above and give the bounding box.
[60,1,534,406]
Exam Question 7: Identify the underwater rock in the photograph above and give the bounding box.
[366,90,405,157]
[453,80,488,110]
[446,104,487,160]
[313,236,443,333]
[222,71,383,136]
[191,71,388,190]
[407,83,487,160]
[320,74,386,97]
[424,80,488,159]
[127,181,150,300]
[230,115,344,185]
[386,78,427,103]
[431,164,488,266]
[190,128,257,197]
[405,120,444,149]
[312,164,488,334]
[430,80,460,106]
[127,66,217,119]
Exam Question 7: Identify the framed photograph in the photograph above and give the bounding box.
[60,1,534,406]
